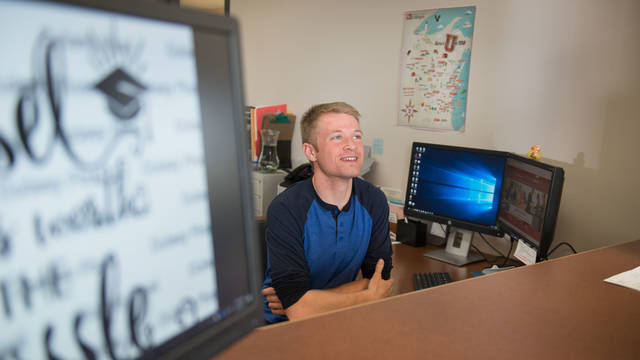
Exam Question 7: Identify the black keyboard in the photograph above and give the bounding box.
[413,272,453,290]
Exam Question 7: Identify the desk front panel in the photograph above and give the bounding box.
[219,239,640,360]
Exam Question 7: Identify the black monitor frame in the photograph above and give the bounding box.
[403,142,506,266]
[3,0,263,359]
[497,153,564,262]
[403,142,506,237]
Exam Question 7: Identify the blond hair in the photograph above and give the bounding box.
[300,102,360,148]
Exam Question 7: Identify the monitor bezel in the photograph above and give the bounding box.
[497,153,564,262]
[25,0,263,358]
[403,142,506,237]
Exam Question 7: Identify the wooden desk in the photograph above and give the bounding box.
[390,243,506,295]
[219,239,640,359]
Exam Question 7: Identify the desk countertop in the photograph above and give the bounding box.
[390,243,501,295]
[219,239,640,360]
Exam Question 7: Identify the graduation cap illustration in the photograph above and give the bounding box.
[95,68,146,120]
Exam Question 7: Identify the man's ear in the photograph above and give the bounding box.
[302,142,317,162]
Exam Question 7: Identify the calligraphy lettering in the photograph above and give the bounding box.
[128,287,152,352]
[0,263,70,322]
[0,132,15,171]
[34,161,150,245]
[0,345,23,360]
[5,36,140,174]
[0,224,10,258]
[44,326,62,360]
[100,254,120,360]
[99,255,152,360]
[0,280,11,318]
[16,85,55,165]
[14,254,154,359]
[20,276,33,310]
[73,313,97,360]
[174,298,198,329]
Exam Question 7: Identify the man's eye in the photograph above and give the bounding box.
[353,135,362,140]
[331,135,342,141]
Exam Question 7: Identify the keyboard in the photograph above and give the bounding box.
[413,272,453,290]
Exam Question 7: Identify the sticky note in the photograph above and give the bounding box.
[373,138,383,155]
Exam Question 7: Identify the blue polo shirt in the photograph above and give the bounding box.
[262,177,392,323]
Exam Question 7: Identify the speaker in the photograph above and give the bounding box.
[397,220,427,247]
[277,140,292,169]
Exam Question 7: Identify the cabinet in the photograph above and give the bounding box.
[251,170,286,217]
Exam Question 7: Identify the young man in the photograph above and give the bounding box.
[261,102,393,323]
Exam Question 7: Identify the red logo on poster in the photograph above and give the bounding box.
[444,34,458,52]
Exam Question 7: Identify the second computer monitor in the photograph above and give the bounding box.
[1,0,262,358]
[497,153,564,261]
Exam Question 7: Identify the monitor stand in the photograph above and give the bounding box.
[424,227,483,266]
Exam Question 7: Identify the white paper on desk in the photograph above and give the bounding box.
[604,266,640,291]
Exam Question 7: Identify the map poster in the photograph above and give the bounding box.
[398,7,476,132]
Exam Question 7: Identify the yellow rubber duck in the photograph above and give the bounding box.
[527,144,542,160]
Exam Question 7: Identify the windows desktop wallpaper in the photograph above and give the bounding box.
[410,147,506,226]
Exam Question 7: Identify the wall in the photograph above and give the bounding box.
[231,0,640,256]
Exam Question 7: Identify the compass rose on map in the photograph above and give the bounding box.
[401,99,419,122]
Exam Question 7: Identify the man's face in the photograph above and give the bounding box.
[306,112,364,180]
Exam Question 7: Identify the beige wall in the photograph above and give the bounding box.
[232,0,640,256]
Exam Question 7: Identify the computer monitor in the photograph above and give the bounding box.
[497,153,564,262]
[403,142,506,266]
[1,0,262,359]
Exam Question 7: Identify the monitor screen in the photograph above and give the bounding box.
[497,154,564,261]
[404,143,506,236]
[1,0,262,359]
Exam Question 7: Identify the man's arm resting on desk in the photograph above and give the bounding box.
[285,259,392,321]
[262,278,369,316]
[329,277,369,293]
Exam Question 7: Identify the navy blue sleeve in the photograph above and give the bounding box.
[360,186,393,280]
[266,197,311,309]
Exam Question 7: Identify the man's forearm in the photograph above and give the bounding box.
[284,287,374,321]
[329,278,369,293]
[284,259,393,321]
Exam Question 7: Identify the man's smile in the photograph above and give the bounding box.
[341,156,358,161]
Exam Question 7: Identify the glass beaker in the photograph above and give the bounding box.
[258,129,280,172]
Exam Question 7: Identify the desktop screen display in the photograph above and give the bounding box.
[1,0,261,359]
[497,154,564,259]
[404,143,506,235]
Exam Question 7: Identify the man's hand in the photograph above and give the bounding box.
[366,259,393,300]
[261,287,285,316]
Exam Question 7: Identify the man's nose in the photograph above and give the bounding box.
[344,138,356,150]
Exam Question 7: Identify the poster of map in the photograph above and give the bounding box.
[398,7,476,132]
